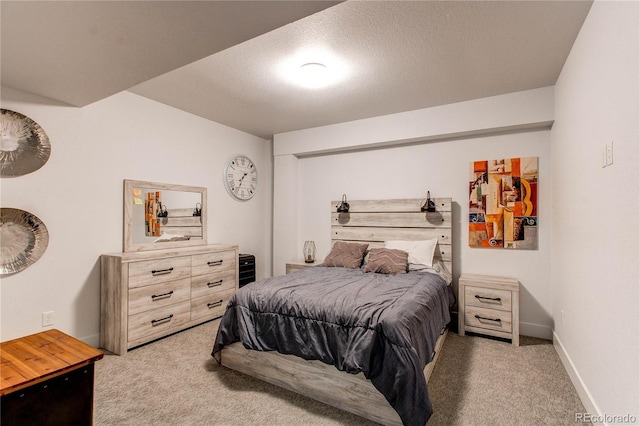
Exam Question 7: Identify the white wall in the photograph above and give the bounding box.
[551,0,639,420]
[273,88,555,339]
[0,87,273,345]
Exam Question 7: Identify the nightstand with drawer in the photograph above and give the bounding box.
[458,273,519,346]
[285,260,318,274]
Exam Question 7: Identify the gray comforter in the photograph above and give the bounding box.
[212,266,454,426]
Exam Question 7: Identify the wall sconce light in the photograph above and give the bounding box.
[421,191,437,212]
[158,204,168,225]
[157,204,168,218]
[336,194,350,213]
[303,241,316,263]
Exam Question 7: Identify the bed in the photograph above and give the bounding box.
[212,198,454,426]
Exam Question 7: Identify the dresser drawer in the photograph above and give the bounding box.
[191,269,236,300]
[191,288,235,322]
[128,278,191,315]
[192,250,236,276]
[128,256,191,289]
[128,301,191,342]
[464,285,512,312]
[464,306,513,333]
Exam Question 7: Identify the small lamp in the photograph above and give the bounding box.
[421,191,437,212]
[336,194,350,213]
[303,241,316,263]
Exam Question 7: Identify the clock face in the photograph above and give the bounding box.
[224,154,257,201]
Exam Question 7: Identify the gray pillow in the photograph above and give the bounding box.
[363,248,408,274]
[322,241,369,269]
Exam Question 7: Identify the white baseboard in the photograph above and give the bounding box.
[520,321,552,340]
[553,331,603,425]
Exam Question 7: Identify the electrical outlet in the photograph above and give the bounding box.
[42,311,54,327]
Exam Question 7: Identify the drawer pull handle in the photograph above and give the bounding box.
[207,260,223,267]
[475,295,502,302]
[207,280,223,288]
[151,267,174,276]
[207,300,224,309]
[474,314,501,323]
[151,314,173,326]
[151,291,174,301]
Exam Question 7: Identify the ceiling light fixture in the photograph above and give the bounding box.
[298,63,329,89]
[277,49,349,90]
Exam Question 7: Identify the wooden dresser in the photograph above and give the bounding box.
[100,244,238,355]
[458,273,520,346]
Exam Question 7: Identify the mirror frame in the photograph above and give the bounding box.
[123,179,207,252]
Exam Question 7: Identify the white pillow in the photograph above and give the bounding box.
[418,258,453,285]
[384,238,437,268]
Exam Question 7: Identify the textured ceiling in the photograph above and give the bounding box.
[0,1,339,106]
[2,1,592,140]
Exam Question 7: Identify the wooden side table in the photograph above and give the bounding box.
[458,273,520,346]
[1,329,104,425]
[285,259,318,274]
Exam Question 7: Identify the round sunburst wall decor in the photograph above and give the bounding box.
[0,109,51,177]
[0,208,49,276]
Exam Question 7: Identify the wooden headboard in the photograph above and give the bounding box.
[330,197,453,273]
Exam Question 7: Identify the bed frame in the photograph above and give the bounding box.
[219,197,453,425]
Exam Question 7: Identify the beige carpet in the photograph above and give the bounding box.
[94,320,585,425]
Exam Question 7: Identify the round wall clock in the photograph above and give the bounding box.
[223,154,257,201]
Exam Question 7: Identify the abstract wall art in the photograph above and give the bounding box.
[469,157,538,249]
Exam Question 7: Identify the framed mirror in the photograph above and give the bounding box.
[123,179,207,252]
